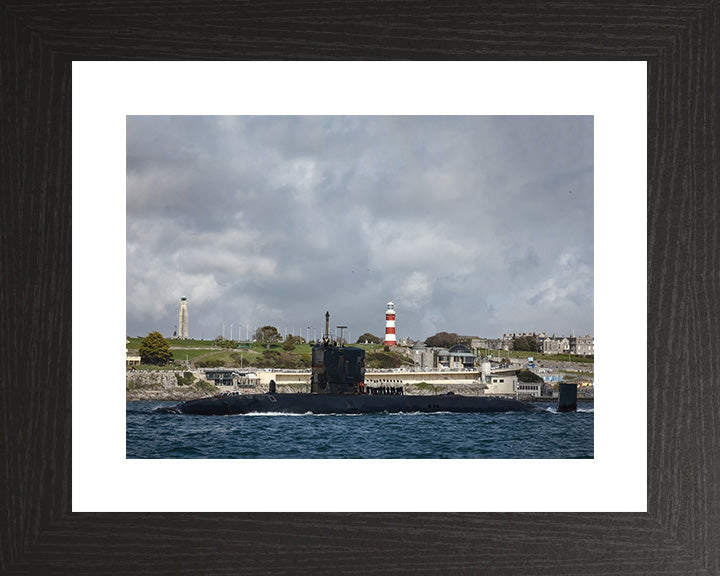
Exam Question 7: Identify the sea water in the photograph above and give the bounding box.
[126,401,593,459]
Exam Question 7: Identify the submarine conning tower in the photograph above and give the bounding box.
[311,311,366,394]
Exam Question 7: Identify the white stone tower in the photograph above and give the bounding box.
[384,301,396,346]
[178,296,189,339]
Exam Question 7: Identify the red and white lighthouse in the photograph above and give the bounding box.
[384,301,397,346]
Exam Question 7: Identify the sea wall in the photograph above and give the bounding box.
[126,368,592,401]
[125,369,492,401]
[269,382,487,396]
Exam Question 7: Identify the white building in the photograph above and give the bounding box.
[515,382,543,397]
[484,374,518,395]
[126,338,140,367]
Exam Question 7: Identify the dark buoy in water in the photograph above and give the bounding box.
[557,383,578,412]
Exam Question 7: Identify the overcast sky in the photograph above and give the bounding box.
[126,115,593,343]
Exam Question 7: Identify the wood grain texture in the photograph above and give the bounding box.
[1,1,718,574]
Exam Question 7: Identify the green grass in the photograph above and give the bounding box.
[485,349,594,364]
[563,369,594,377]
[193,380,219,394]
[127,337,214,348]
[127,364,182,371]
[193,349,263,368]
[412,382,435,391]
[537,353,593,364]
[171,348,222,362]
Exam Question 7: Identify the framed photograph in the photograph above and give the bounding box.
[3,2,718,574]
[79,62,638,515]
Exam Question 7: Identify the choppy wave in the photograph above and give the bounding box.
[542,406,594,414]
[239,411,317,417]
[127,401,594,459]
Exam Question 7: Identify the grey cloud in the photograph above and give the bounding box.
[127,116,593,341]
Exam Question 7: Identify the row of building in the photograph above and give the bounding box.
[409,335,593,373]
[470,333,594,356]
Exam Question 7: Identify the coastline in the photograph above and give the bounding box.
[127,370,593,403]
[127,357,594,402]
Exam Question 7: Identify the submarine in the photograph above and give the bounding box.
[156,312,561,416]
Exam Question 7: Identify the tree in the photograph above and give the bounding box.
[424,331,460,348]
[356,332,382,344]
[254,325,281,349]
[517,369,544,383]
[139,331,172,365]
[282,334,297,351]
[213,336,233,348]
[513,335,539,353]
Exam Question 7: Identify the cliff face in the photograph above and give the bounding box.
[126,370,216,401]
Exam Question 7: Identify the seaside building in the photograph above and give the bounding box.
[539,335,569,355]
[411,341,435,369]
[471,333,594,358]
[125,338,140,367]
[449,344,476,369]
[538,334,595,356]
[410,343,477,370]
[178,296,189,339]
[204,369,260,389]
[437,344,476,370]
[482,364,520,396]
[569,335,594,355]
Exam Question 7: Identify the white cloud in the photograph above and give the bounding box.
[399,271,433,310]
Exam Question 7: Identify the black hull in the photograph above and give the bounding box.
[158,393,544,415]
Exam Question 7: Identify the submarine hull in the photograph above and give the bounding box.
[159,393,543,415]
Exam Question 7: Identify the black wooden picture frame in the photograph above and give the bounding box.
[2,2,718,574]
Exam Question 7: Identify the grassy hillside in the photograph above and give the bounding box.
[126,337,395,370]
[127,336,592,371]
[365,350,414,369]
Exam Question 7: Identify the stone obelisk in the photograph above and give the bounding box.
[178,296,189,339]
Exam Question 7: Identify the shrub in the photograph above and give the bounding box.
[517,369,543,383]
[175,371,196,386]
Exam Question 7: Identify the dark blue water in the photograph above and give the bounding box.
[127,401,593,459]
